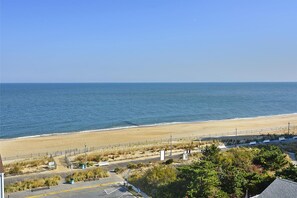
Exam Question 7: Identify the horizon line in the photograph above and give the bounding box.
[1,81,297,84]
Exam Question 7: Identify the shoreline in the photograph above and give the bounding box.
[0,113,296,158]
[1,112,297,140]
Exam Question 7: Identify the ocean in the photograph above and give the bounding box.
[1,83,296,139]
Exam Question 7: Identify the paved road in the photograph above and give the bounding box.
[5,173,129,198]
[107,153,182,172]
[230,137,297,148]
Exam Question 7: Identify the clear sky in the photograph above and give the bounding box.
[1,0,297,83]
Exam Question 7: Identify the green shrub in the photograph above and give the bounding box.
[276,164,297,182]
[4,175,61,193]
[127,145,290,197]
[165,159,174,165]
[128,185,133,191]
[86,161,94,167]
[127,162,150,169]
[8,164,23,175]
[253,145,288,171]
[127,163,138,169]
[129,165,177,197]
[114,167,125,174]
[65,167,109,183]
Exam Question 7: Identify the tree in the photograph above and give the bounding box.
[245,172,274,196]
[178,160,228,198]
[129,145,289,198]
[201,144,220,163]
[276,164,297,182]
[218,148,256,172]
[219,166,247,197]
[253,145,288,171]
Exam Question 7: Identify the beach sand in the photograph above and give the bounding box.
[0,114,296,158]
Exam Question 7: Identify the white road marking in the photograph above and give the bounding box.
[104,187,120,195]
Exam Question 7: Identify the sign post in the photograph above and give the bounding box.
[160,150,165,161]
[182,151,188,160]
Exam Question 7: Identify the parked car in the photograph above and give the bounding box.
[249,141,257,145]
[293,136,297,139]
[218,144,227,149]
[279,137,285,141]
[263,139,270,143]
[98,161,109,166]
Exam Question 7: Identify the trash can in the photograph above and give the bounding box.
[70,178,74,184]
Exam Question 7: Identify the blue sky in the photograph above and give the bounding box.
[1,0,297,82]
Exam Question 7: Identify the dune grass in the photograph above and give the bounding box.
[4,175,61,193]
[65,167,109,183]
[4,156,54,175]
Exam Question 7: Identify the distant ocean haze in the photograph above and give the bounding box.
[0,83,297,138]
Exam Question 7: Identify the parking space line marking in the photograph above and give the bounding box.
[104,187,120,195]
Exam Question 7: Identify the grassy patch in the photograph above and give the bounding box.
[65,167,109,183]
[4,175,61,193]
[4,157,54,176]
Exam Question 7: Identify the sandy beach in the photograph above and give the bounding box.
[0,114,296,158]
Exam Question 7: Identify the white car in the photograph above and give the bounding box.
[98,161,109,166]
[218,145,227,149]
[249,141,257,145]
[263,140,270,143]
[293,136,297,139]
[95,161,109,167]
[279,137,285,141]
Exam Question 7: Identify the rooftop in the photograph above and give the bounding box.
[256,178,297,198]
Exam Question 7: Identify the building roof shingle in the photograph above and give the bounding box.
[257,178,297,198]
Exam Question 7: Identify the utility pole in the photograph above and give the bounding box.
[84,144,87,166]
[288,122,290,135]
[235,128,238,147]
[170,134,172,157]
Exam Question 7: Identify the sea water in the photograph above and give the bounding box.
[1,83,296,138]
